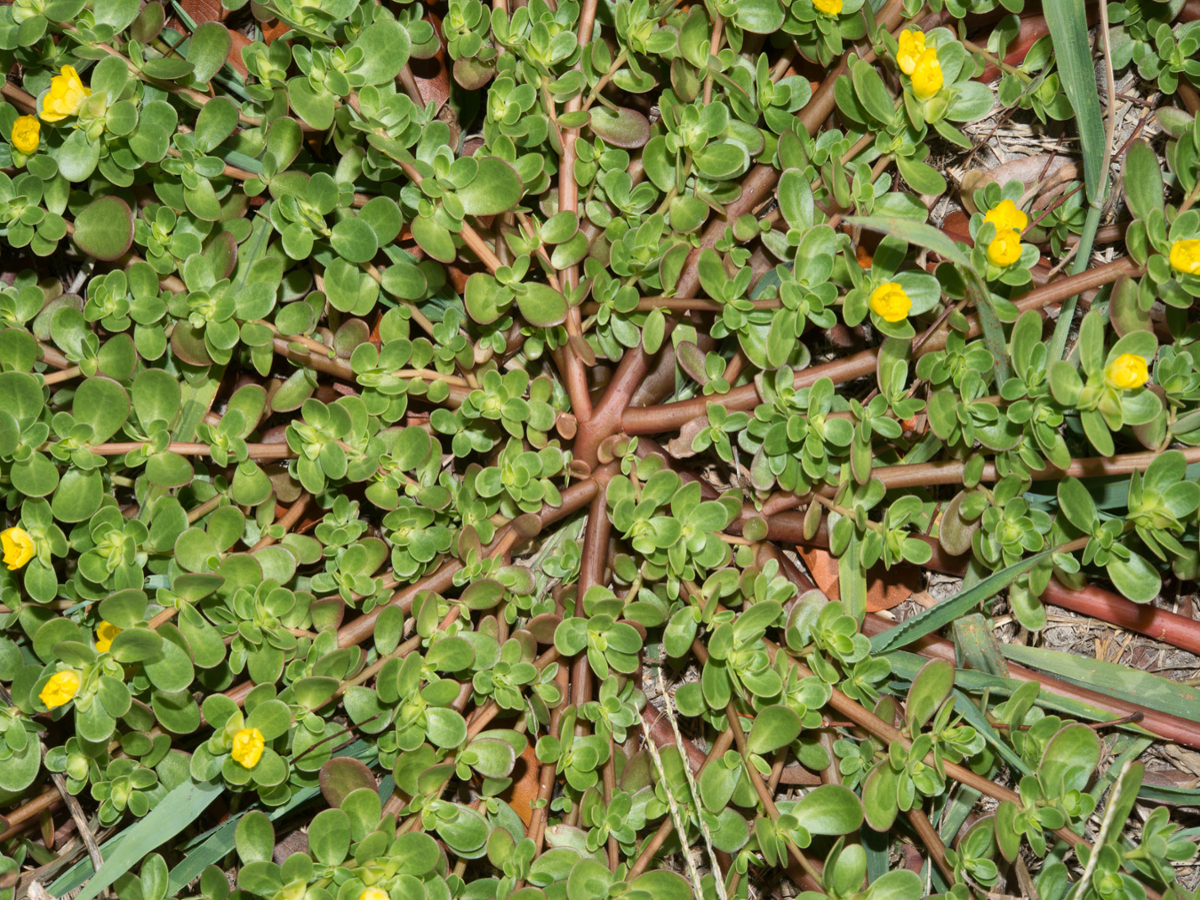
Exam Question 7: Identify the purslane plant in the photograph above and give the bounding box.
[0,1,1199,900]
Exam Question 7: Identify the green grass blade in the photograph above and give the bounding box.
[1043,0,1109,359]
[870,548,1055,653]
[1042,0,1106,205]
[964,274,1011,382]
[951,688,1033,777]
[1048,204,1103,361]
[1000,643,1200,720]
[952,613,1010,676]
[843,215,971,266]
[52,777,224,900]
[885,650,1150,726]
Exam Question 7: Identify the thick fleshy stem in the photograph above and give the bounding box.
[757,542,1200,751]
[770,644,1164,900]
[623,256,1142,436]
[669,0,909,301]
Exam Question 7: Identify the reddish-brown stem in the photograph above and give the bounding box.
[761,517,1200,659]
[575,318,678,467]
[43,366,82,386]
[250,494,313,552]
[624,256,1141,436]
[778,649,1134,868]
[1178,81,1200,115]
[908,807,960,889]
[572,491,609,711]
[863,444,1200,491]
[89,442,294,458]
[0,794,64,843]
[550,0,602,422]
[759,541,1200,750]
[627,819,675,880]
[581,297,783,314]
[670,0,908,300]
[332,472,605,650]
[627,728,736,878]
[603,733,619,870]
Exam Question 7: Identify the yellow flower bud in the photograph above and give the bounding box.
[39,670,81,710]
[987,229,1023,267]
[1,527,35,571]
[896,30,926,76]
[869,282,912,323]
[1105,353,1149,391]
[10,116,39,154]
[40,65,91,123]
[95,621,122,654]
[231,727,266,769]
[360,890,390,900]
[910,47,943,101]
[1169,239,1200,276]
[983,199,1028,234]
[812,0,842,15]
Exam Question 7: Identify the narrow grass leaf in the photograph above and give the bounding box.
[843,215,970,266]
[862,825,891,882]
[1000,643,1200,721]
[951,688,1032,776]
[886,650,1150,727]
[952,613,1010,676]
[1139,783,1200,805]
[965,274,1010,383]
[54,777,223,900]
[1044,0,1108,360]
[870,548,1054,653]
[1042,0,1105,204]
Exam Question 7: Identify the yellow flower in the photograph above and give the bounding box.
[39,670,81,710]
[897,30,926,76]
[359,890,390,900]
[95,621,122,654]
[1,527,35,571]
[812,0,842,15]
[10,116,39,154]
[869,282,912,323]
[910,47,943,101]
[1105,353,1149,391]
[1170,239,1200,276]
[987,229,1023,267]
[40,65,92,123]
[984,199,1028,234]
[231,727,266,769]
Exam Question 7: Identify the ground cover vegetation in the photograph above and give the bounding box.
[2,0,1200,898]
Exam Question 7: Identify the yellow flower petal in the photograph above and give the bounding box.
[1105,353,1149,391]
[10,116,39,154]
[360,890,390,900]
[1,527,35,571]
[40,65,91,123]
[869,282,912,323]
[910,47,943,101]
[231,727,266,769]
[39,670,81,710]
[95,621,122,654]
[983,199,1028,234]
[987,229,1023,267]
[813,0,842,15]
[897,30,926,76]
[1169,239,1200,276]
